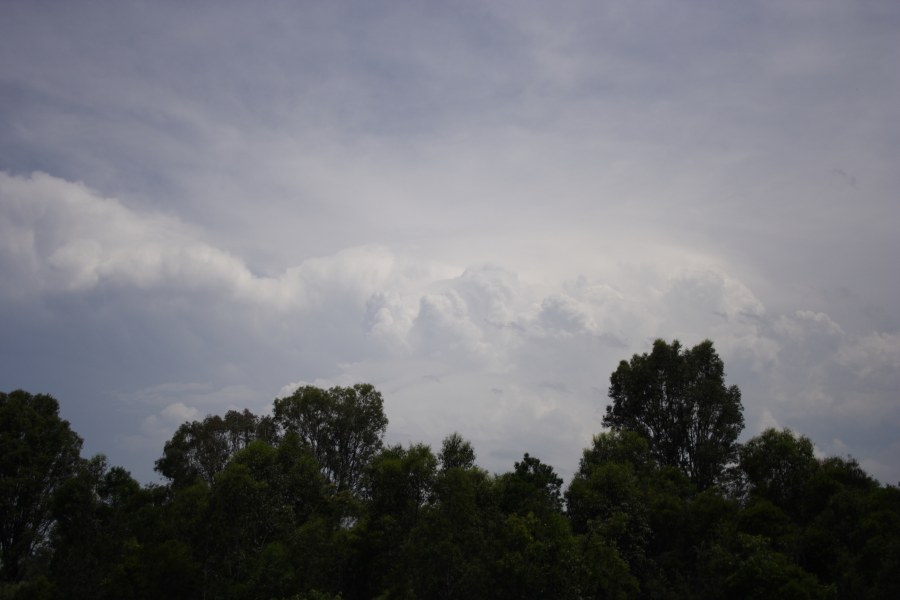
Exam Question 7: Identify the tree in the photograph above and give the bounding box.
[492,454,578,600]
[408,458,496,599]
[438,432,476,472]
[49,455,145,600]
[200,435,334,599]
[0,390,83,584]
[565,431,652,573]
[739,428,818,516]
[700,532,830,599]
[354,443,438,598]
[204,441,297,598]
[797,455,883,596]
[155,409,277,488]
[603,339,744,489]
[363,443,437,529]
[273,384,388,494]
[496,453,564,517]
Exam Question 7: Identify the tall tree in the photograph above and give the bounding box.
[0,390,83,583]
[273,384,388,494]
[603,339,744,489]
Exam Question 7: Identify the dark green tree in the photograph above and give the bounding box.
[201,435,335,599]
[492,454,578,600]
[273,384,388,494]
[0,390,83,584]
[496,453,563,517]
[565,431,652,576]
[797,455,885,597]
[398,434,498,599]
[362,443,436,531]
[437,432,476,473]
[205,441,296,598]
[565,429,723,598]
[352,443,438,598]
[155,409,277,488]
[603,339,744,489]
[48,455,146,599]
[699,531,830,599]
[739,428,818,517]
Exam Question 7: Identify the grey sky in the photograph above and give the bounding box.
[2,0,899,484]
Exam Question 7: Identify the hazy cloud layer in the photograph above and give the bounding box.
[1,1,898,484]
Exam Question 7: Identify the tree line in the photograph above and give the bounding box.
[2,339,899,599]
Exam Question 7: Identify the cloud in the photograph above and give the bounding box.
[0,171,454,317]
[838,332,900,378]
[538,294,598,337]
[4,164,899,487]
[0,171,256,300]
[2,1,899,487]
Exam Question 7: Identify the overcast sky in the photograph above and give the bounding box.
[2,0,899,485]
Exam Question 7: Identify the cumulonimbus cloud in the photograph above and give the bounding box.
[3,170,899,485]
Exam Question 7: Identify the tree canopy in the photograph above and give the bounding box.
[3,347,899,599]
[603,338,744,489]
[273,383,388,494]
[155,409,277,488]
[1,390,83,584]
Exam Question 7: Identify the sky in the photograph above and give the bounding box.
[1,0,899,485]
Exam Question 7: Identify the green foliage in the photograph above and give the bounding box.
[739,428,818,517]
[407,463,496,599]
[603,339,744,490]
[491,511,579,600]
[497,453,564,516]
[155,408,277,488]
[48,455,149,599]
[351,443,437,598]
[274,384,388,494]
[4,371,899,600]
[491,454,578,599]
[700,532,831,599]
[576,526,640,599]
[438,432,476,472]
[796,456,896,598]
[566,431,652,537]
[0,390,83,584]
[566,430,655,593]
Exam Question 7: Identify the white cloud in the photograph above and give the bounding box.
[0,171,453,318]
[0,171,256,299]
